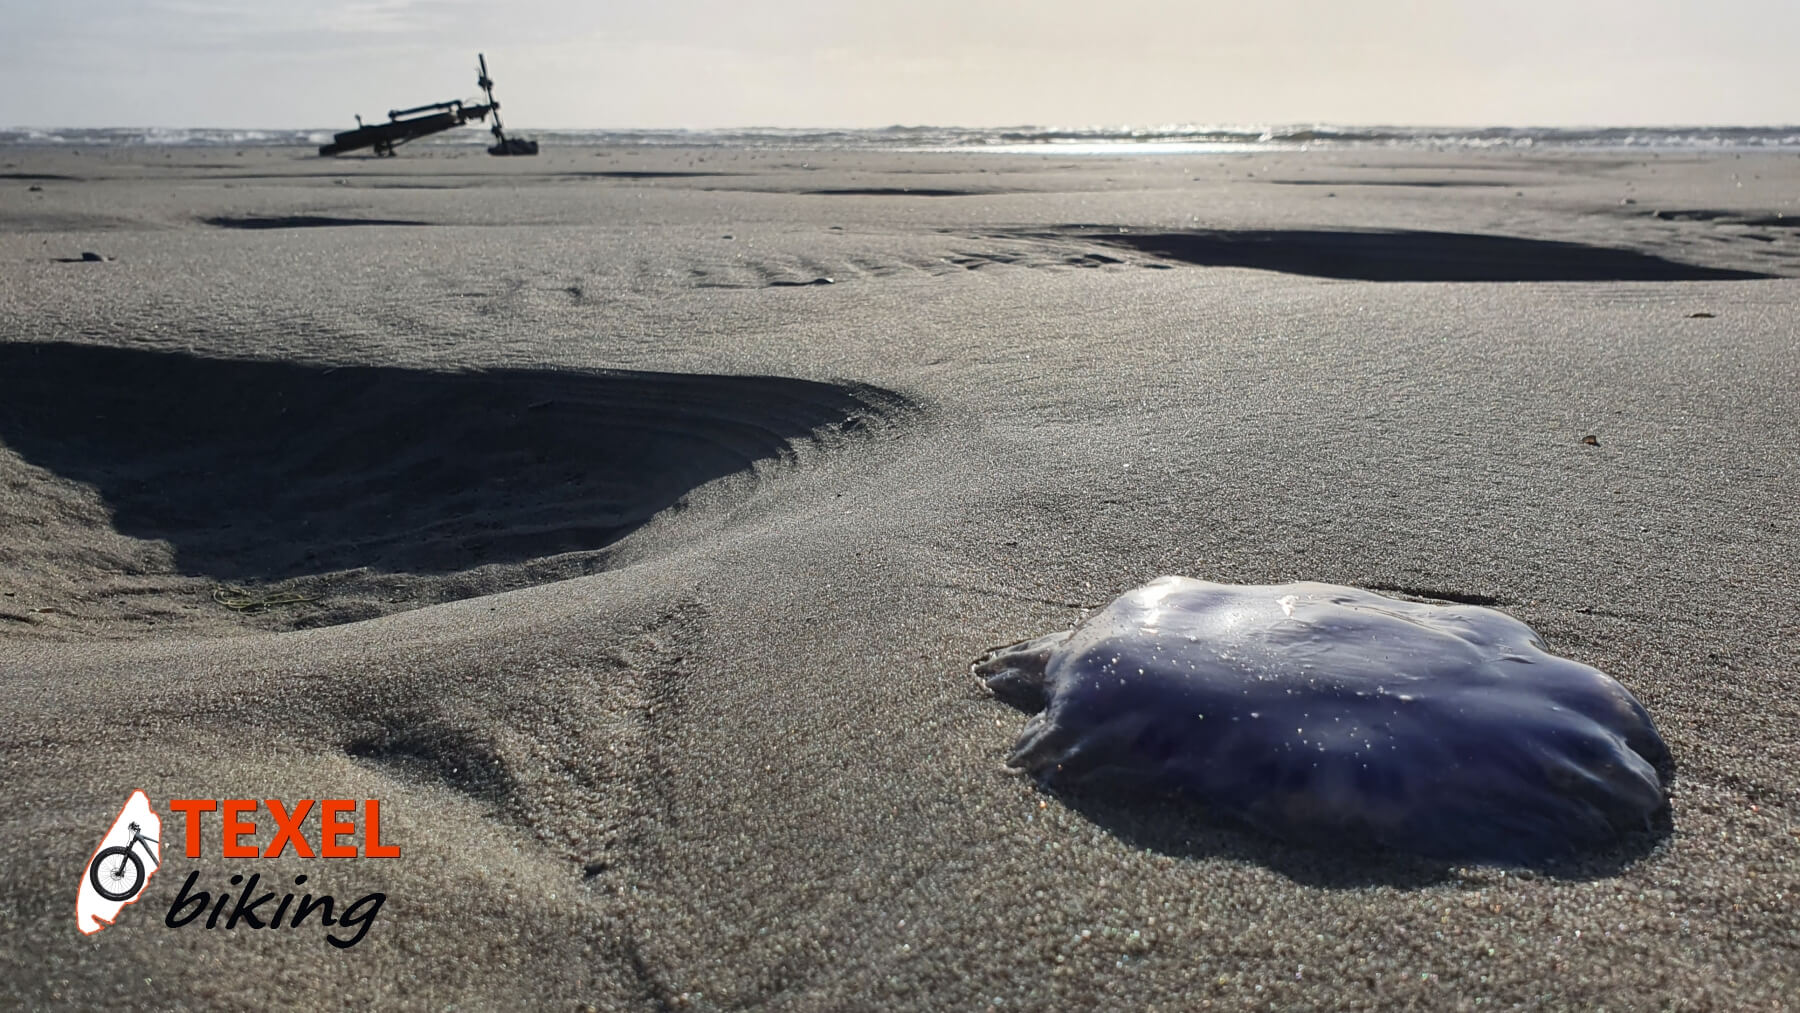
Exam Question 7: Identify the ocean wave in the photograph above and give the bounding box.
[1,124,1795,152]
[0,127,333,147]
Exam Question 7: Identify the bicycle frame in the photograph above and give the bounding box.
[122,823,161,867]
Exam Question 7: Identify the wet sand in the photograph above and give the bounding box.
[1,143,1797,1009]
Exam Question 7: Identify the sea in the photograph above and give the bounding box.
[2,124,1796,154]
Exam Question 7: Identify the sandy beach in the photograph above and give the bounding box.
[1,142,1796,1009]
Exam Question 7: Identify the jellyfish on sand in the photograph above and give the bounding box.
[975,577,1671,864]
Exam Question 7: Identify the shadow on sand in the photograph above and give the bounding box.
[1037,778,1674,889]
[0,342,908,582]
[202,215,432,229]
[1022,226,1776,281]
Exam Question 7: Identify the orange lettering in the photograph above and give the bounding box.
[221,799,258,858]
[263,798,316,858]
[167,799,217,858]
[321,799,357,857]
[364,800,400,858]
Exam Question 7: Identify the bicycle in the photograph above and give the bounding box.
[88,821,161,901]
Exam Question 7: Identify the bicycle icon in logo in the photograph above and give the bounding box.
[78,790,165,934]
[88,820,161,901]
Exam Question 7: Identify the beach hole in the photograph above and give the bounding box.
[0,342,917,625]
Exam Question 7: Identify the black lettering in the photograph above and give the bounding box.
[225,873,275,929]
[164,871,209,928]
[205,876,237,928]
[270,875,306,926]
[290,891,336,928]
[326,893,385,949]
[163,869,388,947]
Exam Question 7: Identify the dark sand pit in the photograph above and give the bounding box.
[202,214,434,230]
[1006,225,1780,281]
[0,341,914,632]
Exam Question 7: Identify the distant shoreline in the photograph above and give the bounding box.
[3,123,1797,152]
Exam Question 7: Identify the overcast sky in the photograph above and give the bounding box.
[3,0,1795,128]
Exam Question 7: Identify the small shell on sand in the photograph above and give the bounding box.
[975,577,1671,864]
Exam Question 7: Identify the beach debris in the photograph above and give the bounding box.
[27,184,42,191]
[1582,434,1601,446]
[320,54,536,157]
[211,585,318,613]
[1687,312,1716,319]
[975,577,1670,864]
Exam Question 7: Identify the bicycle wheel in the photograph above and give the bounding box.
[88,846,145,901]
